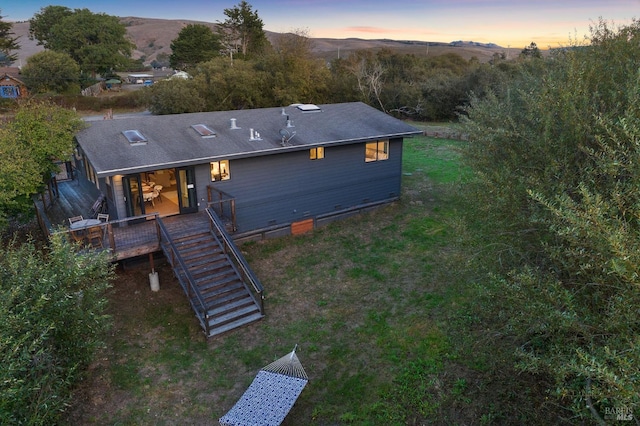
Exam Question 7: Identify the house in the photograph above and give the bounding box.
[0,67,28,99]
[73,102,421,239]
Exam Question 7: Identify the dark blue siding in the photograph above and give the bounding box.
[206,139,403,232]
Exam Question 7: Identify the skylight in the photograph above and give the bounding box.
[296,104,322,112]
[191,124,216,138]
[122,130,147,144]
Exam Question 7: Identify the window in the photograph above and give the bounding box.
[310,147,324,160]
[210,160,230,181]
[192,124,216,138]
[365,140,389,162]
[123,130,147,144]
[0,86,18,98]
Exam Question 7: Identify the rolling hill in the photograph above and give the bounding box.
[9,17,521,67]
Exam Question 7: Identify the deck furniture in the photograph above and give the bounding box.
[68,215,84,226]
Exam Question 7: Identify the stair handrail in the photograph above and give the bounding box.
[205,208,265,314]
[155,218,211,333]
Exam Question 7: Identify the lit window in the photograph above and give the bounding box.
[192,124,216,138]
[310,147,324,160]
[210,160,230,181]
[365,140,389,162]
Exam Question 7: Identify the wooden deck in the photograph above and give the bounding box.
[35,178,211,261]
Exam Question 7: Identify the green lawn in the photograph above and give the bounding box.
[66,130,562,425]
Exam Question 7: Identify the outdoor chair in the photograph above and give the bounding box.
[68,215,83,226]
[86,226,103,248]
[97,213,109,222]
[69,229,85,244]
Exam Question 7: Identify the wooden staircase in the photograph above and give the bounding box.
[159,214,264,337]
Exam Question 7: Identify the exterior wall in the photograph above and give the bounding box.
[208,139,403,233]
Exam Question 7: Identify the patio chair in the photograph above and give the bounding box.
[97,213,109,222]
[68,215,83,226]
[69,229,85,244]
[86,226,103,248]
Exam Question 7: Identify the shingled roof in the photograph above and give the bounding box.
[75,102,421,177]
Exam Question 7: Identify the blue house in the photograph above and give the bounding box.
[74,102,421,239]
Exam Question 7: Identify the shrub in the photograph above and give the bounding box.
[0,234,114,424]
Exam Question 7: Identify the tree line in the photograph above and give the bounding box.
[2,2,530,122]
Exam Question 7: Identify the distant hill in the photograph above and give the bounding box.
[9,17,521,67]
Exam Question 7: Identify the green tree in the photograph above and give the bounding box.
[217,1,269,59]
[520,41,542,58]
[169,24,221,70]
[193,57,270,111]
[142,78,206,115]
[0,234,114,424]
[0,10,19,66]
[28,5,73,49]
[21,50,80,94]
[29,7,133,76]
[0,101,83,227]
[461,19,640,420]
[263,29,331,105]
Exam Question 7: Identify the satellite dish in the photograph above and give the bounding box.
[279,128,296,146]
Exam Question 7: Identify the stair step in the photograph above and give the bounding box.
[207,296,256,317]
[200,280,244,299]
[209,303,260,327]
[204,287,250,307]
[184,253,227,269]
[196,275,241,291]
[192,265,235,281]
[207,312,264,337]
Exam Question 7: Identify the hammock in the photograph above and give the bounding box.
[219,346,308,426]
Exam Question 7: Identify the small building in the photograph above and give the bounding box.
[0,67,28,99]
[73,102,421,239]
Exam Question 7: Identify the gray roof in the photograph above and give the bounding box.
[75,102,422,177]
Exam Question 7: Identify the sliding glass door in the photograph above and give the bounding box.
[177,167,198,214]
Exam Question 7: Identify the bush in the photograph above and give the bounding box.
[461,19,640,421]
[0,234,114,424]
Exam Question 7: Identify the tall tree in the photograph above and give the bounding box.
[21,50,80,94]
[169,24,221,70]
[29,7,133,76]
[0,10,19,66]
[0,101,83,227]
[217,1,269,59]
[264,29,331,105]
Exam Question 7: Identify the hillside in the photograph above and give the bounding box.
[9,17,521,67]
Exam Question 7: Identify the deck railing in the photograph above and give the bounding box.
[205,207,265,315]
[207,185,237,232]
[51,214,162,260]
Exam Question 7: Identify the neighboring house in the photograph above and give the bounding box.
[73,102,421,238]
[0,67,28,99]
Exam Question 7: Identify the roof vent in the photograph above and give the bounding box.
[249,128,262,141]
[230,118,240,129]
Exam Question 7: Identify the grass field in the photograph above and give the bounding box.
[65,126,563,425]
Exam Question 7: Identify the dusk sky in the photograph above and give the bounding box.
[3,0,638,49]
